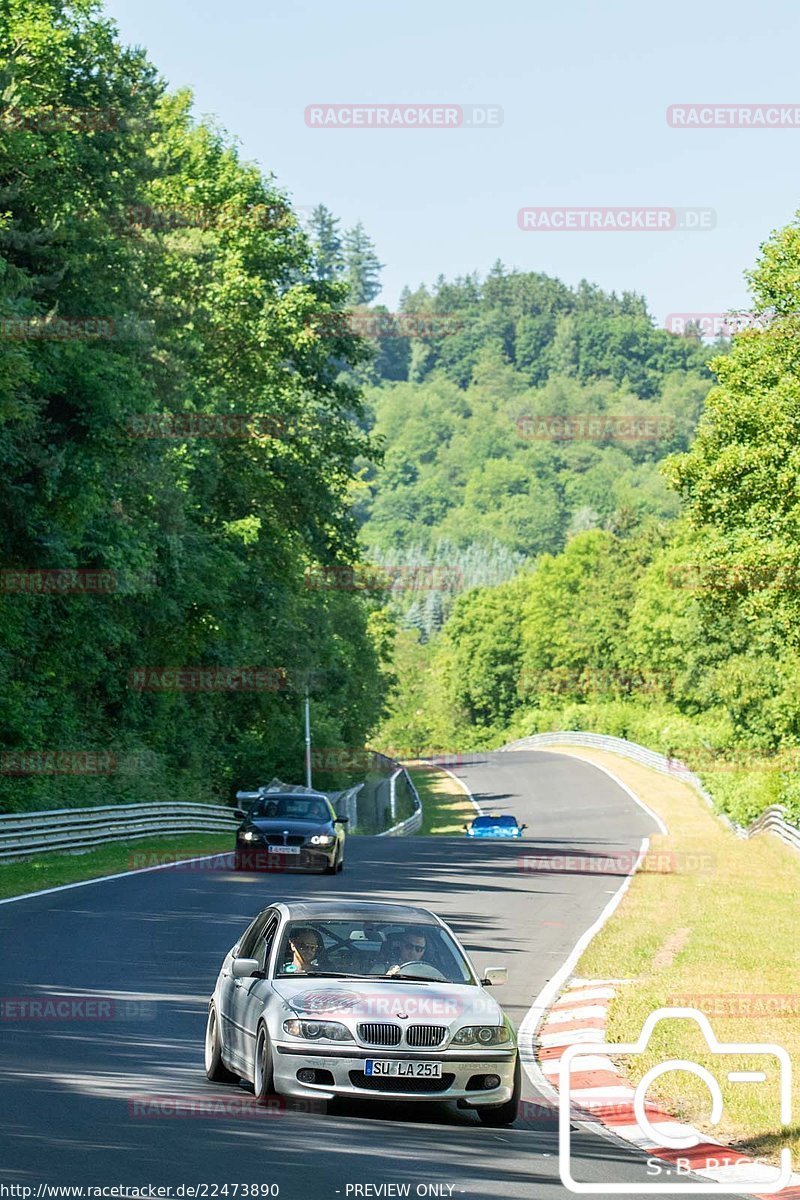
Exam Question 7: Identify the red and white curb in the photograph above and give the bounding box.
[537,978,800,1198]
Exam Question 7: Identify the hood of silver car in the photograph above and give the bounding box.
[272,976,504,1024]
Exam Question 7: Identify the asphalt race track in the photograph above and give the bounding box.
[0,750,742,1198]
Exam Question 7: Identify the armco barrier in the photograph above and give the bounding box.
[377,767,423,836]
[0,764,419,862]
[0,801,239,861]
[503,731,800,854]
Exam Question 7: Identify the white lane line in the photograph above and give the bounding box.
[0,852,233,906]
[516,835,649,1101]
[521,746,669,836]
[431,763,483,814]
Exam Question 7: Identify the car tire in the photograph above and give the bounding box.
[253,1023,275,1106]
[476,1054,520,1127]
[204,1005,238,1084]
[324,851,338,875]
[336,854,344,873]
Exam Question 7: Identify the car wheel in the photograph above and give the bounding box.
[204,1005,238,1083]
[476,1054,520,1127]
[324,851,338,875]
[253,1023,275,1106]
[336,853,344,873]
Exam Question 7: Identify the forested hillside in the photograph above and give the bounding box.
[375,225,800,828]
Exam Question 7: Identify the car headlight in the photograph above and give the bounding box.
[309,834,335,845]
[283,1019,353,1041]
[239,830,260,842]
[452,1025,512,1046]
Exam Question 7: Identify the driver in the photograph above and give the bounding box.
[380,930,427,976]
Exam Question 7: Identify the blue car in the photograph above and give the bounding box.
[464,814,527,839]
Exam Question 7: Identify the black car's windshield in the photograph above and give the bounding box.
[250,796,330,822]
[274,919,475,984]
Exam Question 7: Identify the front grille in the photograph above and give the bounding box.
[357,1022,402,1046]
[263,835,305,847]
[406,1024,447,1048]
[349,1071,454,1094]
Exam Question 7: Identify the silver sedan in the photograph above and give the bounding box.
[205,898,521,1125]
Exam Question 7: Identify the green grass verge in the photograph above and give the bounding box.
[405,762,475,834]
[549,746,800,1163]
[0,833,235,901]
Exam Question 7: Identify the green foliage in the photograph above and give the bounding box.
[359,364,707,558]
[0,0,388,811]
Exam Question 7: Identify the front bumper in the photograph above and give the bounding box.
[271,1041,517,1104]
[234,846,335,872]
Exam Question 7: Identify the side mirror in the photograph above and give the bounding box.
[335,816,349,824]
[233,808,246,820]
[463,823,471,832]
[521,823,528,831]
[232,957,261,979]
[481,966,508,987]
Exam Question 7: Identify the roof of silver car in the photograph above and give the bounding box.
[277,899,439,925]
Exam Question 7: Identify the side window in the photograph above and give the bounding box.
[255,916,280,974]
[237,909,276,959]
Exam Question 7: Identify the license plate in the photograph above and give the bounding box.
[364,1060,442,1078]
[268,846,301,855]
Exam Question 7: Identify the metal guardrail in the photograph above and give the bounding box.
[0,801,238,861]
[503,731,800,854]
[0,762,420,863]
[377,767,423,837]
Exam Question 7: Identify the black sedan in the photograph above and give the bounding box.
[234,791,347,874]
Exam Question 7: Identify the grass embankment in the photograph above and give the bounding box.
[542,745,799,1163]
[404,761,476,834]
[0,834,234,901]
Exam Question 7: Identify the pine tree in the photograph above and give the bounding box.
[308,204,344,281]
[344,221,383,304]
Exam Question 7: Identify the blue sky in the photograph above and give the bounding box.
[104,0,800,325]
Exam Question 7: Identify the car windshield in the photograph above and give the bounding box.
[250,796,330,822]
[474,815,516,827]
[274,919,475,984]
